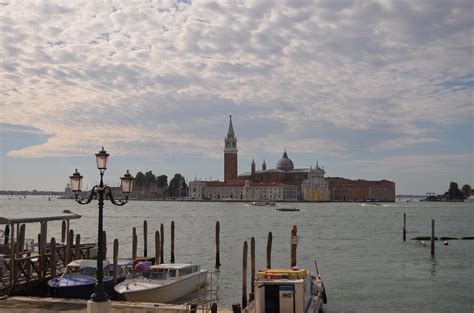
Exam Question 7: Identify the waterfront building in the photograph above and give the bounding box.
[327,177,395,202]
[242,181,299,201]
[188,115,395,202]
[301,163,330,201]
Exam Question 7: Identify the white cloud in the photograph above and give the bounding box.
[0,0,472,164]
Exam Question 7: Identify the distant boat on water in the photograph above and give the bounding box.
[250,201,276,206]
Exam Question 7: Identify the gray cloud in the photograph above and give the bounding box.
[0,0,472,164]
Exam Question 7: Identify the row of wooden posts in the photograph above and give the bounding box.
[232,225,297,313]
[403,213,436,256]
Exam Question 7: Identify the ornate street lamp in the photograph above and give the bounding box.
[69,147,133,304]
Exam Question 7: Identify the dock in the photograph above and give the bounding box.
[0,296,233,313]
[0,213,96,295]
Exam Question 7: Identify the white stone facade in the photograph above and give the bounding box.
[242,181,299,201]
[301,163,330,201]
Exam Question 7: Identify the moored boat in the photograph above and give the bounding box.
[114,263,208,303]
[245,264,327,313]
[48,259,131,299]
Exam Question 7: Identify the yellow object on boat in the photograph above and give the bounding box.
[257,268,307,280]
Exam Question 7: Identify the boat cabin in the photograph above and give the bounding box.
[150,263,200,278]
[254,268,312,313]
[65,259,110,277]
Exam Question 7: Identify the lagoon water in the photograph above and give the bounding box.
[0,196,473,312]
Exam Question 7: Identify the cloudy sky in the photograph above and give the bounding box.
[1,0,472,194]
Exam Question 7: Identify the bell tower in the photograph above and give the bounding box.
[224,115,238,182]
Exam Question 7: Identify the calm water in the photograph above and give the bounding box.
[1,196,473,312]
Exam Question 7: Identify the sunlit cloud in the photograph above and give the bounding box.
[0,0,472,192]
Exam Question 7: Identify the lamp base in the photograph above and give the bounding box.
[87,299,112,313]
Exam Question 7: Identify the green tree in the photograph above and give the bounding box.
[168,173,187,197]
[134,171,145,187]
[461,184,471,199]
[448,182,464,200]
[157,175,168,187]
[144,171,157,186]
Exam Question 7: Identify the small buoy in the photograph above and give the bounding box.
[443,240,449,246]
[420,240,426,246]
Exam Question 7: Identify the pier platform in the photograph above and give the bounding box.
[0,296,232,313]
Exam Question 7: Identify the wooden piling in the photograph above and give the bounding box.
[232,303,242,313]
[215,221,221,269]
[18,224,25,252]
[67,229,74,263]
[9,223,15,287]
[143,220,148,257]
[190,304,197,313]
[242,240,248,309]
[266,231,272,269]
[74,234,81,261]
[431,219,435,256]
[160,223,164,264]
[113,239,119,285]
[132,233,137,261]
[50,238,56,278]
[291,225,297,267]
[155,231,161,265]
[250,237,255,302]
[4,224,9,245]
[171,221,175,263]
[403,213,406,242]
[61,221,66,243]
[211,303,218,313]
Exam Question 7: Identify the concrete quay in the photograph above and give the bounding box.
[0,296,232,313]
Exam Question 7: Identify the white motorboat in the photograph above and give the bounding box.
[245,264,327,313]
[114,263,208,303]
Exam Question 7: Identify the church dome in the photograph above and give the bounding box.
[276,150,294,171]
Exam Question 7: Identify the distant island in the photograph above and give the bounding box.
[422,182,472,202]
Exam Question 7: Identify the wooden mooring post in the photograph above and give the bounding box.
[132,231,137,261]
[143,220,148,257]
[61,221,66,243]
[50,238,57,278]
[403,213,406,242]
[291,225,298,267]
[242,240,248,309]
[113,239,119,285]
[232,303,242,313]
[170,221,175,263]
[250,237,255,302]
[431,219,435,256]
[160,223,164,264]
[155,231,161,264]
[215,221,221,269]
[67,229,74,263]
[74,234,81,261]
[266,231,272,269]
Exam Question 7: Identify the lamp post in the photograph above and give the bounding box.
[69,147,133,304]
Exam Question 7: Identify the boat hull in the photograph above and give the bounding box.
[117,270,207,303]
[48,276,125,299]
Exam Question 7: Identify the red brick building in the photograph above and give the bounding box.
[327,177,395,202]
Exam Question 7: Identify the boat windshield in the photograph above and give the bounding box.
[66,266,96,276]
[127,270,168,280]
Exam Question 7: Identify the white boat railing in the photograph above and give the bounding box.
[185,270,219,312]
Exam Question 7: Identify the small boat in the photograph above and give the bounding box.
[114,263,208,303]
[246,263,327,313]
[275,207,300,212]
[48,259,131,299]
[251,201,276,206]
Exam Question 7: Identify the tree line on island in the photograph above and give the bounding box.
[425,182,472,202]
[133,171,188,198]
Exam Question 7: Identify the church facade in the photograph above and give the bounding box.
[188,116,395,202]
